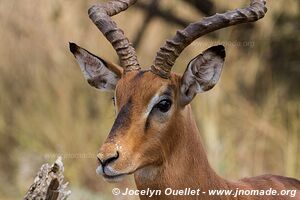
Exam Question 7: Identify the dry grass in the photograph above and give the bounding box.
[0,0,299,199]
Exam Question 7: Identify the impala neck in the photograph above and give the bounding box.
[134,105,230,200]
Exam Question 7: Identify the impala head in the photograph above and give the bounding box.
[69,0,266,182]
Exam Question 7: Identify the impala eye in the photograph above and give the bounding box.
[156,99,172,113]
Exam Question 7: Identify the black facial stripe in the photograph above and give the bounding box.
[108,97,132,139]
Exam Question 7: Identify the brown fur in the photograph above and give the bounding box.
[97,70,300,200]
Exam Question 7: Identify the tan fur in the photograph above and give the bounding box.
[97,71,300,200]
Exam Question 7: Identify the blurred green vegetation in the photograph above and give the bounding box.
[0,0,299,199]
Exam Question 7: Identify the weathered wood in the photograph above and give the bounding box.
[23,157,71,200]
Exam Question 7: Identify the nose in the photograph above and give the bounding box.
[97,151,119,168]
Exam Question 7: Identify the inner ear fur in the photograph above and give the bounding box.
[69,42,123,91]
[180,45,226,106]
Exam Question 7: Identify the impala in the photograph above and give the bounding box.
[69,0,300,199]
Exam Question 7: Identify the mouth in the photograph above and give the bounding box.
[97,164,130,182]
[102,173,128,182]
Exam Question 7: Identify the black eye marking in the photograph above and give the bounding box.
[108,97,132,139]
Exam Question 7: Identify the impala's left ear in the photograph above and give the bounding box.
[180,45,225,106]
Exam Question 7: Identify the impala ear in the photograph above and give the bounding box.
[69,42,123,91]
[180,45,225,106]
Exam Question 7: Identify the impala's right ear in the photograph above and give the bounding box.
[69,42,123,91]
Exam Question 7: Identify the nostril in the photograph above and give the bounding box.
[101,151,120,167]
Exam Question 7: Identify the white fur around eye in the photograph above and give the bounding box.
[144,93,160,119]
[143,86,173,119]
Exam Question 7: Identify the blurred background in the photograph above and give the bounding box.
[0,0,299,199]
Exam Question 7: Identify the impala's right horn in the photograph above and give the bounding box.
[151,0,267,79]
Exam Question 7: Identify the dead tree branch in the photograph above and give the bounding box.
[23,157,71,200]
